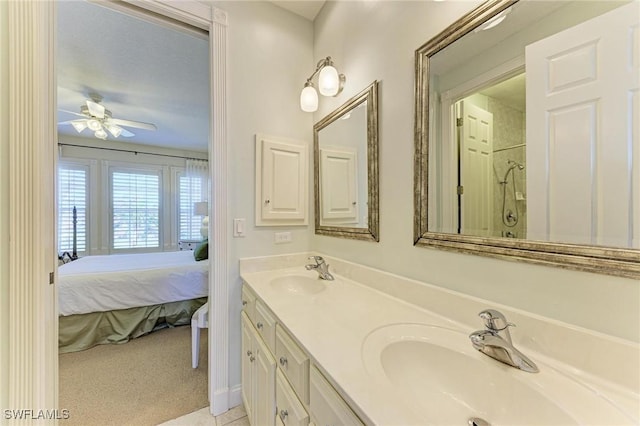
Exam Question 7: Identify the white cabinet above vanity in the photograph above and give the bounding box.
[255,134,309,227]
[240,254,639,426]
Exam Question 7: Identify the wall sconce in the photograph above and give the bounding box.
[300,56,346,112]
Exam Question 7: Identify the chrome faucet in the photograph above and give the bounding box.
[469,309,539,373]
[305,256,334,280]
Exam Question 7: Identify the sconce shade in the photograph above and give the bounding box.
[300,85,319,112]
[318,65,340,96]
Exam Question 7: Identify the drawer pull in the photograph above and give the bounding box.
[246,350,252,357]
[249,355,255,362]
[242,300,247,306]
[279,356,288,367]
[279,409,288,421]
[256,322,263,329]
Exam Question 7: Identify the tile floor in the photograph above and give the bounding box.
[159,404,248,426]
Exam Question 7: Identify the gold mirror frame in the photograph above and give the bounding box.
[413,0,639,279]
[314,81,379,242]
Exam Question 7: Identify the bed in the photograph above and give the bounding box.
[58,250,208,353]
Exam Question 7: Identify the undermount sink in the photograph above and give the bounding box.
[269,274,326,295]
[362,323,633,425]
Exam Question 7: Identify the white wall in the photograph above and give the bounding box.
[212,1,315,390]
[312,1,639,342]
[0,0,9,410]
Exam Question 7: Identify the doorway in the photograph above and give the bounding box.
[5,0,229,418]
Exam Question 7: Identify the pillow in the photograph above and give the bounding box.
[194,239,208,261]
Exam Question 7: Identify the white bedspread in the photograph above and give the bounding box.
[58,251,208,316]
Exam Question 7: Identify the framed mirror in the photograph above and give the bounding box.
[414,0,639,278]
[314,81,379,241]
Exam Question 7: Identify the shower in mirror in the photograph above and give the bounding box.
[499,160,525,237]
[455,73,527,240]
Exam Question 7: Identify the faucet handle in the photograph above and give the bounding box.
[308,255,325,265]
[479,309,515,331]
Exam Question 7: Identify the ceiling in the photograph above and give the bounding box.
[57,1,210,152]
[271,1,325,21]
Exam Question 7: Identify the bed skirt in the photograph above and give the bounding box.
[59,297,207,353]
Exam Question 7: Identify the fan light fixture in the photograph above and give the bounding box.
[300,56,346,113]
[59,96,158,141]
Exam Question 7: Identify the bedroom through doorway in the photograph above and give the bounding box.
[55,2,212,423]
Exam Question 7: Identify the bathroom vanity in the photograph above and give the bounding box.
[240,253,639,426]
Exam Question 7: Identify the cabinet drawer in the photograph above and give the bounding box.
[276,369,309,426]
[309,365,363,426]
[275,325,310,404]
[242,285,256,324]
[256,299,276,353]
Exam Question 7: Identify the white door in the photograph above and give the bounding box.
[459,101,494,237]
[526,2,640,248]
[320,147,358,224]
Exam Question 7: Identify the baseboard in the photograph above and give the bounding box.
[229,384,242,408]
[209,385,243,416]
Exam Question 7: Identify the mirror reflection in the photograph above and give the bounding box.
[314,81,379,242]
[427,0,637,248]
[415,0,639,278]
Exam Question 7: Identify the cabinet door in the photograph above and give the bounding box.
[254,332,276,426]
[255,134,308,226]
[241,313,254,424]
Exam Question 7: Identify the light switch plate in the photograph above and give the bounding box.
[233,218,246,237]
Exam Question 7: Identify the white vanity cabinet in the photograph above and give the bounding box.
[241,283,364,426]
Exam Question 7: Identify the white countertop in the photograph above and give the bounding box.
[241,265,639,425]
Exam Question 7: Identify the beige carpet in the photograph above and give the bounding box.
[59,325,208,426]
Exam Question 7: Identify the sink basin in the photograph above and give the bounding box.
[362,323,633,425]
[269,274,326,295]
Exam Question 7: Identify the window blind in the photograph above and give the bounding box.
[58,166,88,253]
[111,170,160,249]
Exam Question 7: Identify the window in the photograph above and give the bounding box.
[111,169,161,250]
[58,164,88,254]
[178,174,205,240]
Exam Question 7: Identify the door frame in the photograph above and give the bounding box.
[7,0,230,417]
[436,56,524,233]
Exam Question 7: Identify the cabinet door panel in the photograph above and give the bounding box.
[255,335,276,426]
[241,313,254,424]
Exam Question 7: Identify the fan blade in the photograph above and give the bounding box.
[59,109,88,118]
[110,118,157,131]
[119,128,135,137]
[86,100,105,118]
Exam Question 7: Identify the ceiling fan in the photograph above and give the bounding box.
[58,94,157,140]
